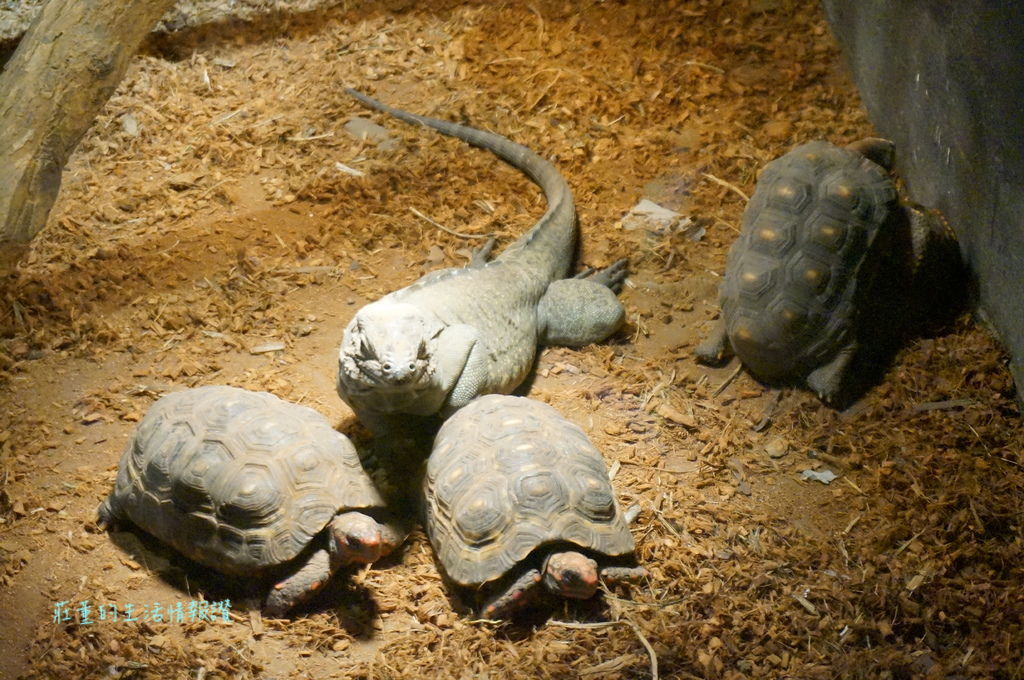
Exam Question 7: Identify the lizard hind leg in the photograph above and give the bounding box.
[574,257,629,291]
[467,236,497,268]
[538,259,629,347]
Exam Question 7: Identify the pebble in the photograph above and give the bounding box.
[764,437,789,459]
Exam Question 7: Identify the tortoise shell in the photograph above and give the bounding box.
[423,394,634,587]
[104,385,384,575]
[718,140,898,380]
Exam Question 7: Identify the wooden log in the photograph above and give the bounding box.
[0,0,175,271]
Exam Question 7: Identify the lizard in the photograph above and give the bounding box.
[336,88,627,434]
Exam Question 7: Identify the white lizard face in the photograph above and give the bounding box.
[338,303,443,393]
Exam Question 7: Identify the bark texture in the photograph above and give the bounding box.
[0,0,175,271]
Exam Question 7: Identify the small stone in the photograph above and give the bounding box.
[250,341,286,354]
[603,422,624,436]
[621,199,684,234]
[764,437,789,458]
[121,113,140,137]
[655,403,697,429]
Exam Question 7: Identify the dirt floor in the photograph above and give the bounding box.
[1,0,1023,678]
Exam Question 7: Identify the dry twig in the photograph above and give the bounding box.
[713,363,743,397]
[409,207,492,240]
[701,172,750,203]
[549,619,659,680]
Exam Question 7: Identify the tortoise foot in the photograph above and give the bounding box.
[480,568,542,619]
[265,548,333,617]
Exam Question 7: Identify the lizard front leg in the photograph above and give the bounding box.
[433,323,489,415]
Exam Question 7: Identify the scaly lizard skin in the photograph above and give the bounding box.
[337,88,626,433]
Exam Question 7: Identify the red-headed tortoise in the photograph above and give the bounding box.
[696,138,958,402]
[423,394,644,618]
[98,385,403,616]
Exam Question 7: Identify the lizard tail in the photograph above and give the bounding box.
[346,88,575,277]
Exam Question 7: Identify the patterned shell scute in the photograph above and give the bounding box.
[719,140,898,378]
[424,394,634,587]
[109,385,383,574]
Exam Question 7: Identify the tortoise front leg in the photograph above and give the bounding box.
[694,318,733,365]
[264,548,332,617]
[96,496,123,529]
[479,568,542,619]
[599,565,648,585]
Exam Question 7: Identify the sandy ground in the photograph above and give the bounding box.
[1,1,1022,678]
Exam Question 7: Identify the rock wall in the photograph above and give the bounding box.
[821,1,1024,402]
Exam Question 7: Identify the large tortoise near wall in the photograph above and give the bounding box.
[98,385,403,616]
[423,394,644,619]
[695,137,955,402]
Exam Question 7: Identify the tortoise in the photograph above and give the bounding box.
[695,137,953,402]
[97,385,403,616]
[423,394,644,618]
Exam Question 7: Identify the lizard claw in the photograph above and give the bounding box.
[583,258,629,291]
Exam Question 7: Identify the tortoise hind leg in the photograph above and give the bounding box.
[805,341,857,404]
[902,204,966,325]
[694,318,734,365]
[264,548,333,617]
[96,496,122,529]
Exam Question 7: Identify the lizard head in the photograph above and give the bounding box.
[338,303,443,391]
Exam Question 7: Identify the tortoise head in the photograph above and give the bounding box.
[845,137,896,172]
[541,550,600,600]
[327,511,385,566]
